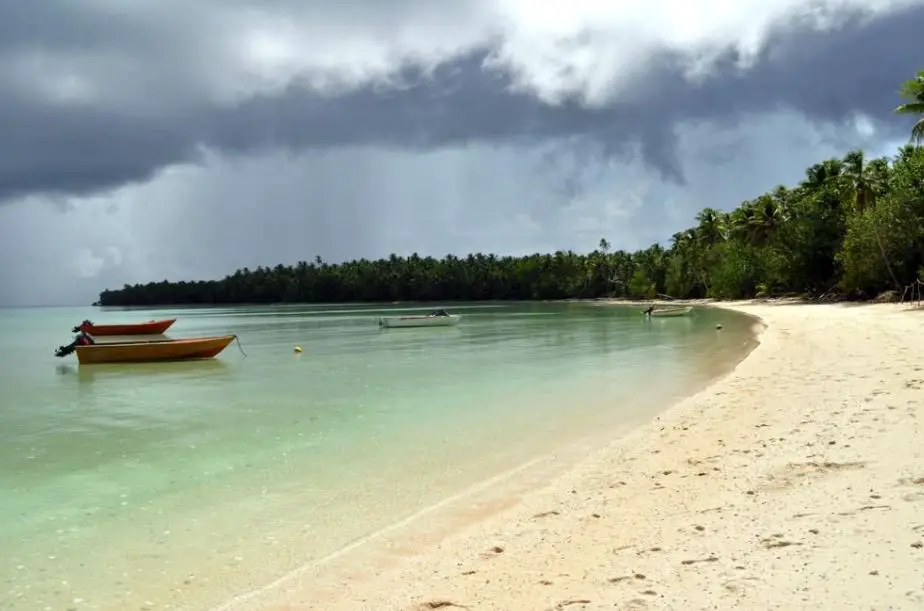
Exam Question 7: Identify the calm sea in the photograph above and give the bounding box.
[0,302,757,610]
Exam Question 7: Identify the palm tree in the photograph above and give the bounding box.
[669,231,690,251]
[729,198,782,247]
[695,208,725,245]
[752,195,785,246]
[842,150,900,289]
[895,70,924,145]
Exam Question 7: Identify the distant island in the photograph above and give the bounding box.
[97,73,924,307]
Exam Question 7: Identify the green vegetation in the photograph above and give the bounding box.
[895,70,924,145]
[97,74,924,307]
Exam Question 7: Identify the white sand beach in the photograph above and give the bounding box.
[232,302,924,611]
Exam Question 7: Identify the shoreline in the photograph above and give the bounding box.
[88,290,915,310]
[210,305,756,610]
[211,304,763,611]
[231,301,924,610]
[208,305,760,611]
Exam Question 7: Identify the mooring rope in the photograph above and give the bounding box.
[234,334,248,358]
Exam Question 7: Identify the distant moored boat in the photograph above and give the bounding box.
[73,318,177,336]
[378,310,462,328]
[646,306,694,318]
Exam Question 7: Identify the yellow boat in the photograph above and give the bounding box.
[66,335,236,365]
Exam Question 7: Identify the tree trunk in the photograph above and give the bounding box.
[859,185,901,291]
[871,220,901,290]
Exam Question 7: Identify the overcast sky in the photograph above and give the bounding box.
[0,0,921,306]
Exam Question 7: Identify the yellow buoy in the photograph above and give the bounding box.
[294,345,303,353]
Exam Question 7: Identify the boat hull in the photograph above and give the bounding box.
[79,319,177,336]
[649,306,693,318]
[75,335,236,364]
[379,315,462,328]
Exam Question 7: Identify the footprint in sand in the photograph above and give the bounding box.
[760,534,803,550]
[552,599,592,610]
[681,556,719,565]
[419,601,468,610]
[723,576,761,594]
[608,573,647,585]
[838,504,892,516]
[760,461,867,492]
[479,545,505,559]
[906,590,924,605]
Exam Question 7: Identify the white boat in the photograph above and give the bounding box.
[378,311,462,328]
[647,305,693,318]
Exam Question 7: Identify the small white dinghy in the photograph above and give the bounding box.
[646,305,693,318]
[378,309,462,328]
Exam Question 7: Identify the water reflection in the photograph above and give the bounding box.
[646,316,694,331]
[55,359,231,384]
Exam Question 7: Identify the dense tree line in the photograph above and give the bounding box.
[97,73,924,307]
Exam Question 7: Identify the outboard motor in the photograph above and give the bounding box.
[55,343,76,358]
[72,319,93,333]
[54,331,95,357]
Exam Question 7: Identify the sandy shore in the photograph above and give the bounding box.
[228,302,924,611]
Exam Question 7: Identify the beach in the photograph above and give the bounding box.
[232,301,924,610]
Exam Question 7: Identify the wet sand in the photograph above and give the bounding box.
[226,301,924,610]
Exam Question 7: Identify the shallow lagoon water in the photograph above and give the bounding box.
[0,302,756,610]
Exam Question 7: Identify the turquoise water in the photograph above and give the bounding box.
[0,302,757,610]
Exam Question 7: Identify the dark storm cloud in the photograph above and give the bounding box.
[0,2,921,204]
[219,3,922,175]
[0,98,194,200]
[663,5,924,133]
[207,52,681,179]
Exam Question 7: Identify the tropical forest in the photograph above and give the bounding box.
[97,72,924,307]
